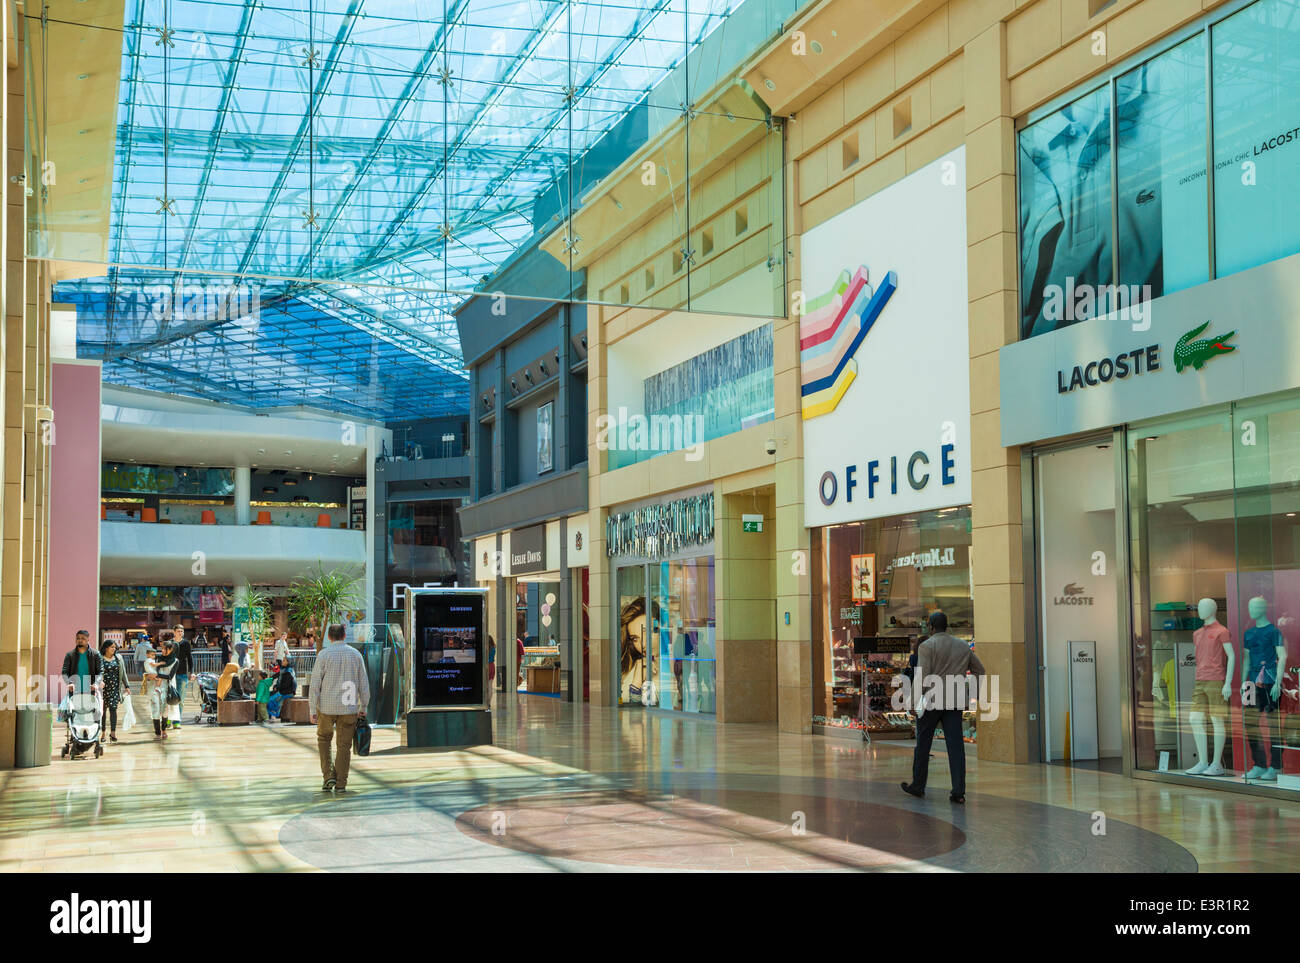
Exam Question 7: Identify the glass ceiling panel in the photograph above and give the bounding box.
[34,0,770,419]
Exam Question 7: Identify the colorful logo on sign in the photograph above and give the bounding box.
[799,266,898,419]
[1173,321,1236,373]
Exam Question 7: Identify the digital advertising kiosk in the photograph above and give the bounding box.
[401,587,493,749]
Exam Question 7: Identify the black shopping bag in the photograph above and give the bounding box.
[353,715,372,756]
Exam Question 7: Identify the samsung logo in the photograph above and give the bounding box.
[50,894,151,943]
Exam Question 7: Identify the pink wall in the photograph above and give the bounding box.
[48,362,101,679]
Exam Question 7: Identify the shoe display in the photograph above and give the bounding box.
[1184,762,1208,775]
[1245,765,1267,779]
[1259,768,1278,782]
[1202,763,1228,776]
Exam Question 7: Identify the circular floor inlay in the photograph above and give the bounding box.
[455,788,965,871]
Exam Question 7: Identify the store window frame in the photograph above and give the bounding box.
[1015,0,1271,340]
[609,540,716,715]
[1024,408,1300,801]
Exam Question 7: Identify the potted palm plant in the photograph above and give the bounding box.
[287,564,364,650]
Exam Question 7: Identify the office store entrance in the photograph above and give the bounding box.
[1029,437,1124,772]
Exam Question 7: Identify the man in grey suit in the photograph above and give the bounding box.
[901,611,985,804]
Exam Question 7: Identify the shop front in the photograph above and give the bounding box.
[800,146,976,741]
[1005,248,1300,797]
[607,489,717,714]
[472,514,590,700]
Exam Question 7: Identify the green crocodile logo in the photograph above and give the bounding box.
[1174,321,1236,373]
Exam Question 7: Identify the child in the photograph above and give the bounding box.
[254,670,274,723]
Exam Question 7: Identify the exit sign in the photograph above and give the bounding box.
[742,513,763,533]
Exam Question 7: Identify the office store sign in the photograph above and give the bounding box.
[999,250,1300,447]
[800,147,972,528]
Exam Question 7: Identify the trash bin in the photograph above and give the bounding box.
[15,703,53,768]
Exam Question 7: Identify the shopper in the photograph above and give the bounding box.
[172,624,192,729]
[219,631,232,667]
[901,611,985,804]
[309,624,370,794]
[234,633,249,668]
[271,659,297,721]
[487,635,497,702]
[133,635,150,673]
[516,635,525,688]
[146,640,180,740]
[274,632,290,666]
[61,630,103,697]
[100,640,131,742]
[217,662,244,701]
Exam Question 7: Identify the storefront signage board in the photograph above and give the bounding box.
[1000,250,1300,446]
[799,147,972,528]
[510,524,547,574]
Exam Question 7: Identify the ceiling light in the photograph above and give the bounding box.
[263,487,277,494]
[810,41,823,54]
[762,77,776,91]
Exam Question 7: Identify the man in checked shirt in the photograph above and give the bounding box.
[309,623,370,795]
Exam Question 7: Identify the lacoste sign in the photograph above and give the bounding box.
[1054,582,1094,606]
[1000,249,1297,449]
[1173,322,1236,372]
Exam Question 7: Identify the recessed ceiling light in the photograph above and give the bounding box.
[762,77,775,91]
[810,40,823,54]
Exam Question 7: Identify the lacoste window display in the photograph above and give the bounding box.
[1241,596,1287,782]
[1184,598,1234,776]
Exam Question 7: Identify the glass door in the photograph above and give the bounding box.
[1034,439,1123,767]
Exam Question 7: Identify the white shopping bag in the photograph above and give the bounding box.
[120,696,137,732]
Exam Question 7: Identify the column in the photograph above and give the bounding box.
[234,464,251,525]
[775,116,812,734]
[493,347,507,493]
[965,24,1029,765]
[559,516,573,701]
[556,303,571,472]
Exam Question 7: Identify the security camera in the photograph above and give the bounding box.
[765,438,777,456]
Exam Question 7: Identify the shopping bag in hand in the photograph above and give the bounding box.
[121,696,137,732]
[353,715,372,757]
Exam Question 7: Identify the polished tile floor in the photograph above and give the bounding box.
[1,692,1295,872]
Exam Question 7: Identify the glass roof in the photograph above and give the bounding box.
[46,0,749,418]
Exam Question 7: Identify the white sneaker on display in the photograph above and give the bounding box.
[1202,763,1228,776]
[1184,762,1208,775]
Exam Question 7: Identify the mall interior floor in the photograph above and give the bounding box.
[0,694,1291,872]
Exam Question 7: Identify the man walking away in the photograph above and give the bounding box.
[309,624,370,795]
[901,611,985,804]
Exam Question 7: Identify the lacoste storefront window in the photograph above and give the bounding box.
[1128,395,1300,794]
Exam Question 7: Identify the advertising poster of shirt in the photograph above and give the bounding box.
[851,553,876,604]
[537,401,554,474]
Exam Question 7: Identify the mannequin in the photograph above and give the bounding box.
[1185,598,1234,775]
[1242,595,1287,781]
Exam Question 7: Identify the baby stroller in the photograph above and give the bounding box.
[60,691,104,759]
[194,672,220,726]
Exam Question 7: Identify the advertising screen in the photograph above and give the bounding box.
[412,591,485,708]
